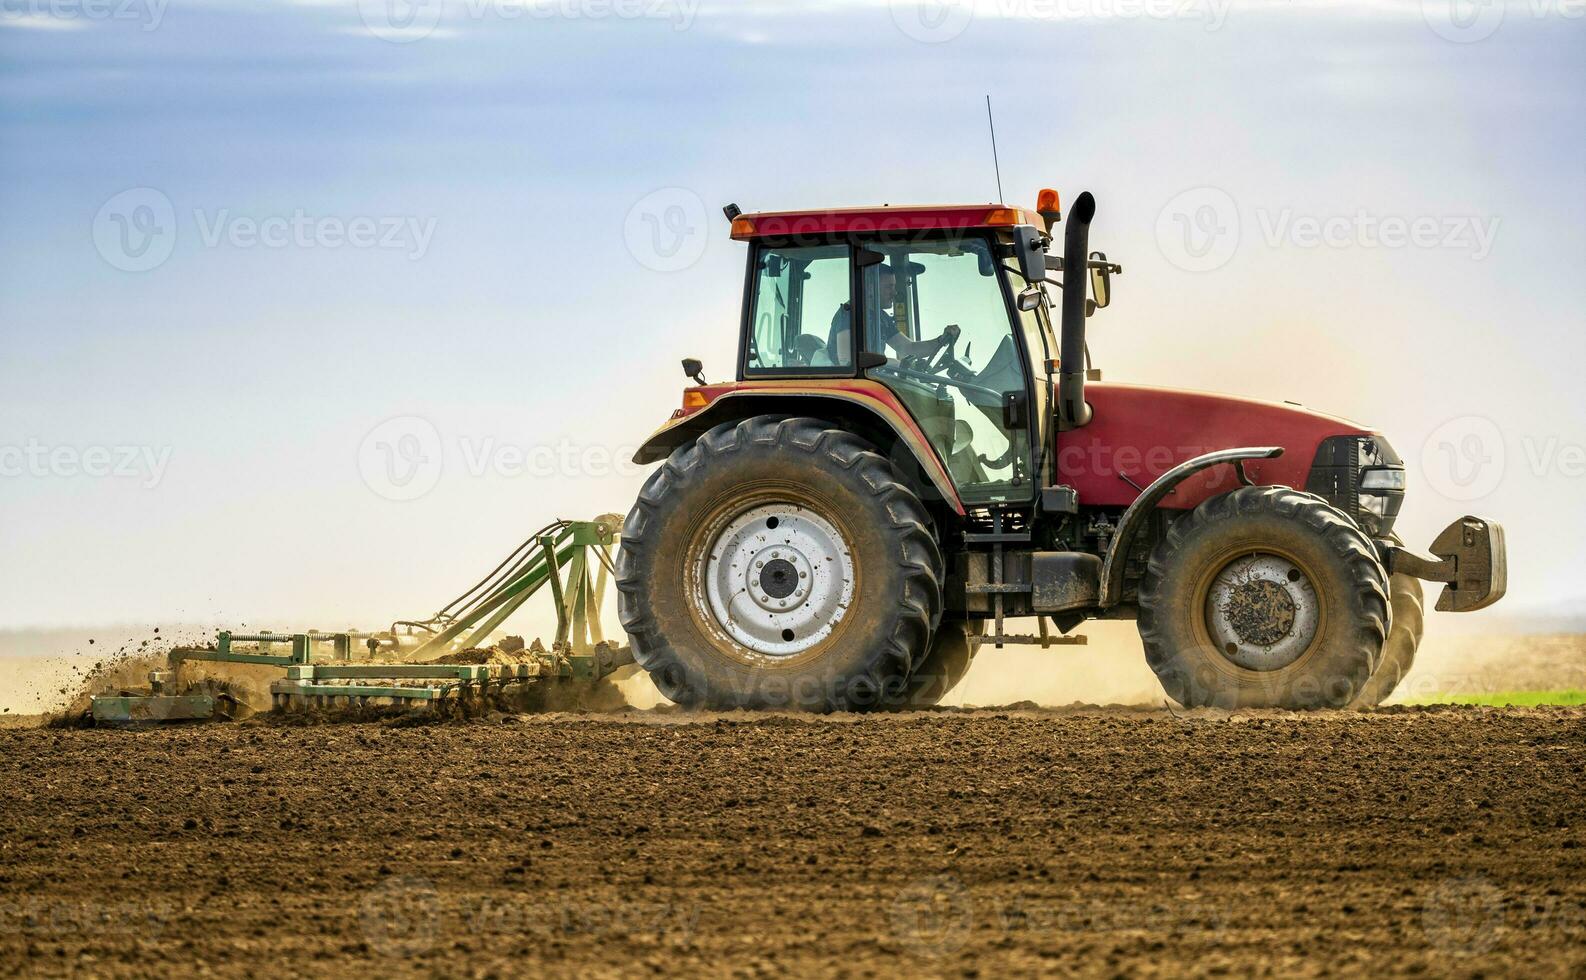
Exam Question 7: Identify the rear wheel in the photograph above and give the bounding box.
[617,416,943,711]
[1137,486,1390,709]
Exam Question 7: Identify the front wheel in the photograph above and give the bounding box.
[616,416,944,711]
[895,618,984,708]
[1351,555,1426,707]
[1137,486,1390,709]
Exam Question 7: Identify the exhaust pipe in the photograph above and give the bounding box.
[1058,191,1095,429]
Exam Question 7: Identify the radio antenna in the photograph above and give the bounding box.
[985,95,1005,203]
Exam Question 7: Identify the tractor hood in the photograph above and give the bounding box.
[1056,383,1375,509]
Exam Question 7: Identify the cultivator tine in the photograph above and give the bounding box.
[589,546,611,647]
[564,547,591,655]
[541,534,571,650]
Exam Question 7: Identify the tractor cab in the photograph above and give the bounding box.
[729,203,1082,506]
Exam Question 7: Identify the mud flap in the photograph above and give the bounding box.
[1383,516,1507,613]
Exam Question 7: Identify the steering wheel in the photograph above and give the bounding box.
[898,326,958,375]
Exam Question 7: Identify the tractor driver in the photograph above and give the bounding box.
[823,264,961,367]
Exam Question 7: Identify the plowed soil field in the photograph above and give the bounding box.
[3,707,1584,977]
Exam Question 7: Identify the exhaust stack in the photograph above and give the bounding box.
[1058,191,1096,430]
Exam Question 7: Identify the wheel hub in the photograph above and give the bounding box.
[1204,553,1320,671]
[1223,579,1297,647]
[759,558,799,600]
[700,504,854,658]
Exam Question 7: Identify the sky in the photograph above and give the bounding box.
[1,0,1583,635]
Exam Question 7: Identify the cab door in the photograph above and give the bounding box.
[855,234,1036,505]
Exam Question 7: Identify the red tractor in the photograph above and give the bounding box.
[616,191,1507,711]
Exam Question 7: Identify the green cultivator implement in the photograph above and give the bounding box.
[89,516,631,724]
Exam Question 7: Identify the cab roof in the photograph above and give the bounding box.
[729,204,1042,241]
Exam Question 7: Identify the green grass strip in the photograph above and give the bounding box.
[1405,690,1586,707]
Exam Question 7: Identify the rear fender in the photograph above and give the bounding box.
[634,386,965,515]
[1099,446,1285,607]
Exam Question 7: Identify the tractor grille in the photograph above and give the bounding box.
[1305,435,1404,539]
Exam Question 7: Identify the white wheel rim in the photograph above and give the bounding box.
[1203,552,1321,671]
[699,503,855,658]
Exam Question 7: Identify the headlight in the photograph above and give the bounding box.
[1307,435,1405,538]
[1360,467,1407,492]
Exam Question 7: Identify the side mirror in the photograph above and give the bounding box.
[1013,225,1047,283]
[1088,251,1112,310]
[1016,285,1043,312]
[681,358,705,385]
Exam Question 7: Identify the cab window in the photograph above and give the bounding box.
[744,244,853,374]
